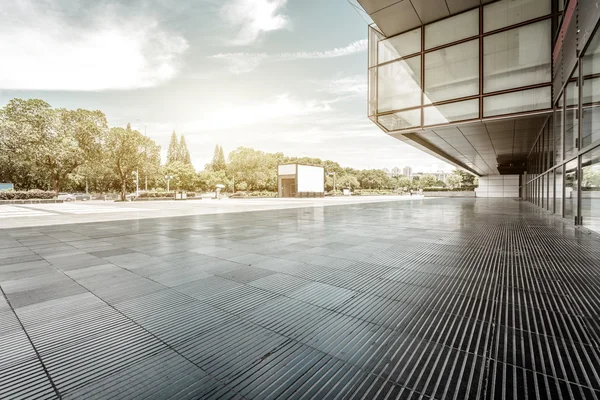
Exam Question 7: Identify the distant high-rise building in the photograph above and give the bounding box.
[391,167,401,177]
[403,166,412,177]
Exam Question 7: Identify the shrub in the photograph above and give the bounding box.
[0,190,56,200]
[136,191,175,198]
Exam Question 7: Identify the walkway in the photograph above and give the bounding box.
[1,198,600,399]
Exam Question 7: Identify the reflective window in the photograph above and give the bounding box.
[369,69,377,117]
[378,109,421,131]
[377,56,421,112]
[483,86,551,117]
[548,169,554,212]
[565,69,579,158]
[424,40,479,103]
[564,159,578,222]
[425,9,478,50]
[555,165,563,216]
[483,20,551,93]
[581,146,600,233]
[483,0,551,33]
[541,173,546,208]
[378,28,421,64]
[423,99,479,125]
[555,95,563,164]
[582,30,600,148]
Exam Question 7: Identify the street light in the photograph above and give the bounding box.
[165,175,173,193]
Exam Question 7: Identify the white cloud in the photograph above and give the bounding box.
[221,0,289,45]
[209,39,367,73]
[321,75,368,96]
[0,1,188,91]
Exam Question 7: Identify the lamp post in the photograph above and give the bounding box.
[165,175,173,193]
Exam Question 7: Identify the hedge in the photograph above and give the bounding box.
[0,190,56,200]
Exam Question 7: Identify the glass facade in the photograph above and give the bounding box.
[524,19,600,235]
[367,0,552,133]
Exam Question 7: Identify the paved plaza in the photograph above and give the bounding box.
[1,198,600,399]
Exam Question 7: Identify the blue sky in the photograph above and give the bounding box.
[0,0,451,172]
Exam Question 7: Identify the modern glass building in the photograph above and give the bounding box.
[359,0,600,234]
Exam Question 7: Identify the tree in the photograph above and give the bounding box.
[0,99,53,190]
[446,171,463,189]
[167,131,179,165]
[227,147,280,191]
[179,135,192,165]
[106,124,151,200]
[210,144,227,171]
[164,161,196,191]
[197,169,232,192]
[358,169,392,189]
[397,177,412,189]
[455,169,476,186]
[0,99,108,193]
[418,174,437,188]
[337,174,360,190]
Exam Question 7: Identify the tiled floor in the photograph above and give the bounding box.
[1,198,600,399]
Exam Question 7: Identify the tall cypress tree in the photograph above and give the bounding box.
[179,135,192,165]
[211,144,226,171]
[167,131,179,165]
[218,145,226,169]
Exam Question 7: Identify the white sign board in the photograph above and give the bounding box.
[278,164,296,175]
[297,165,324,193]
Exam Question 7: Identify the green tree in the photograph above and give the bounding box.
[455,170,476,186]
[227,147,280,191]
[106,124,151,200]
[0,99,53,190]
[418,174,437,188]
[446,171,463,188]
[179,135,192,165]
[210,144,227,171]
[167,130,179,165]
[358,169,392,189]
[197,169,232,192]
[397,177,412,189]
[337,174,360,190]
[164,161,196,191]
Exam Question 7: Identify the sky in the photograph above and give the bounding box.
[0,0,452,172]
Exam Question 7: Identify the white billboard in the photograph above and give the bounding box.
[297,165,324,193]
[278,164,296,175]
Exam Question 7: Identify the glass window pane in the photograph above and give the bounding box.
[377,56,421,113]
[555,166,563,215]
[483,0,551,33]
[378,109,421,131]
[369,68,377,117]
[423,99,479,125]
[378,28,421,64]
[564,158,578,222]
[424,40,479,103]
[541,173,546,208]
[483,86,551,117]
[548,169,554,212]
[425,9,479,50]
[581,147,600,233]
[565,71,579,158]
[483,20,551,93]
[582,30,600,148]
[555,95,563,164]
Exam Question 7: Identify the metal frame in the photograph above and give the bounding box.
[369,6,556,133]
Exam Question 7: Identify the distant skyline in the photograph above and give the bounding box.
[0,0,453,172]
